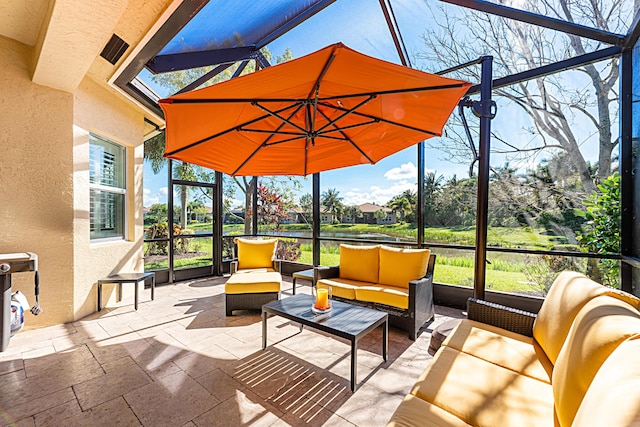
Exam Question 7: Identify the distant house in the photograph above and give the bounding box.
[342,203,396,224]
[223,208,245,224]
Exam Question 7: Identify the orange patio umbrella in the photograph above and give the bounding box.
[160,43,471,176]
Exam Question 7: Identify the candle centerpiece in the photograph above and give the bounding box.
[312,284,332,314]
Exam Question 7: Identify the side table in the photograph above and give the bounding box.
[291,268,315,295]
[98,272,155,311]
[428,318,462,355]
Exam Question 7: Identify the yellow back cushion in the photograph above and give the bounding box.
[237,238,277,269]
[378,246,430,289]
[532,271,608,364]
[572,336,640,427]
[339,244,380,283]
[552,296,640,427]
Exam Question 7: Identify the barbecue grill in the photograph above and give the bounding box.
[0,252,39,351]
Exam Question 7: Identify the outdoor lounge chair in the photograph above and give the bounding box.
[225,238,281,316]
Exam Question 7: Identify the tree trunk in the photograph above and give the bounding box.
[243,177,254,235]
[180,185,188,229]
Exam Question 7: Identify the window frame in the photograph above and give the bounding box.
[89,133,127,242]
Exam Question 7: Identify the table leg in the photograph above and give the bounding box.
[98,282,103,311]
[134,280,139,310]
[292,278,296,295]
[262,310,267,350]
[117,283,122,302]
[382,319,388,362]
[351,339,358,392]
[151,276,155,301]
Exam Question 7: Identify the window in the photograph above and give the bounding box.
[90,134,126,240]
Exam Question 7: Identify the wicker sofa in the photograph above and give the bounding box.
[315,244,435,340]
[387,271,640,427]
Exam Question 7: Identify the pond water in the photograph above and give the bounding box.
[260,230,413,242]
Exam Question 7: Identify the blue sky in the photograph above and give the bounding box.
[142,0,607,209]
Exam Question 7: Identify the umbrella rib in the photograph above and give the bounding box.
[316,101,440,136]
[239,129,306,136]
[164,104,299,157]
[252,101,308,135]
[315,108,375,164]
[318,83,469,102]
[317,120,379,136]
[315,95,376,133]
[232,104,307,176]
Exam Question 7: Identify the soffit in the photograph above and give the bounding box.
[85,0,176,124]
[0,0,49,46]
[31,0,130,93]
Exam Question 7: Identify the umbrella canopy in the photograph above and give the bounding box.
[160,43,472,176]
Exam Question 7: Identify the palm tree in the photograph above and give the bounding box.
[144,131,195,229]
[344,205,363,224]
[388,190,416,223]
[321,188,344,223]
[299,193,313,224]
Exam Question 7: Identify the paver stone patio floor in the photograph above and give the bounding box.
[0,275,464,426]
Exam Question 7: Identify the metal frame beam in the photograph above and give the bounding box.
[313,173,321,266]
[439,0,626,46]
[254,0,337,47]
[624,8,640,49]
[465,46,621,95]
[214,171,223,276]
[473,56,493,300]
[146,46,256,74]
[177,63,235,95]
[620,48,635,294]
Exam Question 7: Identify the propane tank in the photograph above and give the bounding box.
[10,291,29,337]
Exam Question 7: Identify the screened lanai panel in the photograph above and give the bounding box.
[266,0,399,63]
[481,0,637,33]
[158,0,331,56]
[415,1,621,79]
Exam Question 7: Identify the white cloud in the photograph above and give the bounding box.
[159,187,168,196]
[342,180,415,206]
[384,162,417,180]
[143,190,160,207]
[225,197,244,209]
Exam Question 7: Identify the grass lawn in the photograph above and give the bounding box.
[149,222,573,293]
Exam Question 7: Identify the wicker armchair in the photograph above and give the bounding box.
[225,238,282,316]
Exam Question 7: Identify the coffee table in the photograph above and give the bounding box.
[262,294,388,391]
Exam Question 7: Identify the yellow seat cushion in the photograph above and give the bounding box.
[532,271,608,364]
[411,346,554,427]
[316,277,366,300]
[236,238,278,270]
[225,271,281,294]
[387,394,472,427]
[552,296,640,427]
[339,244,380,283]
[572,336,640,427]
[442,319,552,383]
[355,284,409,309]
[236,268,276,273]
[378,246,429,289]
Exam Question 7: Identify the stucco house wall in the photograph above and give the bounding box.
[0,35,145,328]
[1,35,75,328]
